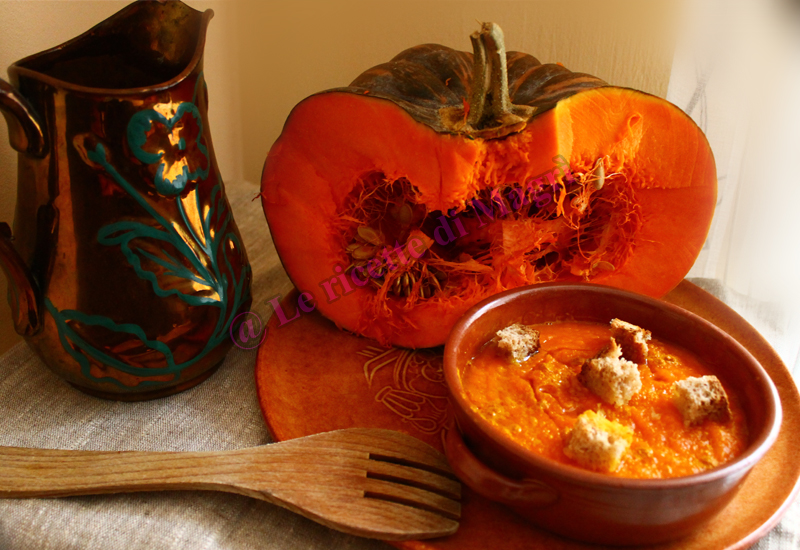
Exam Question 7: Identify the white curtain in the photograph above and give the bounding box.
[668,0,800,372]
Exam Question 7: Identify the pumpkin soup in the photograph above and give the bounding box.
[460,320,748,478]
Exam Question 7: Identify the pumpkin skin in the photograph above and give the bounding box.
[261,24,716,349]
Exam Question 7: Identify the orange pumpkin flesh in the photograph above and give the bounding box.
[261,25,716,349]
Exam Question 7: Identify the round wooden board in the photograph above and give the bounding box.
[255,280,800,550]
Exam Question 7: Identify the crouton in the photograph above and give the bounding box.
[579,338,642,405]
[564,410,633,472]
[610,318,651,364]
[495,323,540,362]
[672,375,731,426]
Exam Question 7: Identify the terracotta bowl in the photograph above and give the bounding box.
[443,282,782,546]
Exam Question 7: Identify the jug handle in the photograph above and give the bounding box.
[0,77,45,158]
[0,223,40,337]
[0,77,45,336]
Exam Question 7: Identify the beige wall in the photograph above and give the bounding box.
[0,0,677,355]
[236,0,677,185]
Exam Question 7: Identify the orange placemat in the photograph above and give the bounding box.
[255,280,800,550]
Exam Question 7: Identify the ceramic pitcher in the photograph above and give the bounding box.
[0,0,252,400]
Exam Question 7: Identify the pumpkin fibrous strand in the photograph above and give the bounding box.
[261,22,717,348]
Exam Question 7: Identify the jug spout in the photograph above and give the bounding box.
[6,0,212,95]
[0,223,41,337]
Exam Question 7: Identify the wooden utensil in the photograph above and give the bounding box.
[0,428,461,541]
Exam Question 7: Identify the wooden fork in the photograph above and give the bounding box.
[0,428,461,541]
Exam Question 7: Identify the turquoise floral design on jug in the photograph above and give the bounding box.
[0,1,252,400]
[44,75,251,395]
[127,101,210,196]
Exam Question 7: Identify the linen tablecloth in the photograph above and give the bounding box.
[0,181,797,550]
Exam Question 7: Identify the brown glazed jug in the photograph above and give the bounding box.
[0,1,252,400]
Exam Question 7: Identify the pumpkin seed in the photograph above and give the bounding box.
[593,159,605,190]
[570,195,588,213]
[393,276,402,295]
[357,225,385,246]
[397,203,413,225]
[429,273,442,292]
[593,260,615,271]
[352,244,376,260]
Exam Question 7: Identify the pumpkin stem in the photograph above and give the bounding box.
[466,22,535,137]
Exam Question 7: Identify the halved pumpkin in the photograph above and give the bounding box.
[261,23,716,348]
